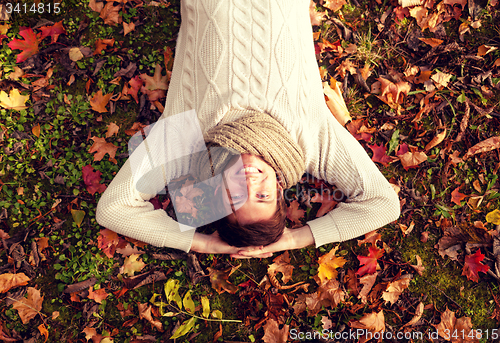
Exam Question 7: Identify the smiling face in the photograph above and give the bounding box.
[219,154,282,225]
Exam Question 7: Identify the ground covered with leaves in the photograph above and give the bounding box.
[1,0,500,342]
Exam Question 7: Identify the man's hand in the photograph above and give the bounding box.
[190,231,242,255]
[230,225,315,259]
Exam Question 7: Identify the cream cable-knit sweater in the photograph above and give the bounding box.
[96,0,400,253]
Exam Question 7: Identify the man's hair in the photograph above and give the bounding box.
[216,189,287,247]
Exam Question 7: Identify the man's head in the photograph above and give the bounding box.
[215,154,287,247]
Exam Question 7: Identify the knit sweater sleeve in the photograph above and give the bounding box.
[305,110,401,248]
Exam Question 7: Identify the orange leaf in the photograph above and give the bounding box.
[140,64,168,91]
[382,274,412,305]
[12,287,43,324]
[399,150,427,170]
[93,38,115,55]
[418,37,443,47]
[90,90,113,113]
[309,1,326,26]
[451,187,467,206]
[89,0,104,12]
[97,228,120,258]
[323,79,351,126]
[88,136,118,163]
[357,231,381,247]
[0,273,30,293]
[88,287,109,303]
[38,324,48,343]
[424,129,446,151]
[32,124,40,138]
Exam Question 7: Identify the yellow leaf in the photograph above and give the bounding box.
[486,209,500,225]
[0,89,29,110]
[170,317,196,339]
[316,246,347,284]
[201,296,210,318]
[120,254,146,276]
[71,209,85,228]
[183,290,195,314]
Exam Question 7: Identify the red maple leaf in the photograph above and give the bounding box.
[451,187,467,206]
[368,143,394,167]
[396,143,409,156]
[8,27,41,63]
[97,228,126,258]
[82,165,107,195]
[462,250,489,282]
[39,21,66,43]
[356,246,384,277]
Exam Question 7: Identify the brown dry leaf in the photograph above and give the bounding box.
[100,2,122,26]
[409,6,428,30]
[88,287,109,304]
[116,243,144,257]
[382,274,412,305]
[262,318,289,343]
[323,78,351,126]
[138,303,164,332]
[317,278,346,308]
[69,47,84,62]
[376,77,411,111]
[0,273,30,293]
[12,287,43,324]
[268,251,294,285]
[89,0,104,12]
[399,150,428,170]
[431,71,453,89]
[403,302,425,327]
[105,122,120,138]
[350,310,385,343]
[287,200,305,227]
[463,136,500,160]
[324,0,347,11]
[8,66,24,80]
[309,1,326,26]
[207,265,240,294]
[336,59,357,79]
[358,272,377,304]
[477,44,497,57]
[443,0,467,8]
[119,254,146,276]
[425,128,446,151]
[433,307,479,342]
[316,246,347,284]
[418,37,444,47]
[82,327,100,342]
[90,90,113,113]
[140,64,169,90]
[357,230,381,247]
[410,255,425,276]
[123,22,135,36]
[88,136,118,163]
[449,150,464,166]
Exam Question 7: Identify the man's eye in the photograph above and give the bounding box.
[257,194,269,199]
[231,195,244,200]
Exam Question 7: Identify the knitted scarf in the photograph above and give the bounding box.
[193,111,305,189]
